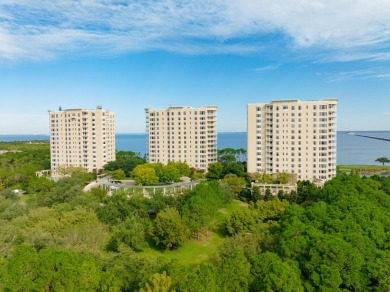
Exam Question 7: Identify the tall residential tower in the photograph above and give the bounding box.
[247,99,337,181]
[145,106,218,171]
[49,106,115,174]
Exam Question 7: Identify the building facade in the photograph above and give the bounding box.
[145,106,218,171]
[49,106,115,174]
[247,99,337,181]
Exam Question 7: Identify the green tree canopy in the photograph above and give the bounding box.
[110,169,126,180]
[104,151,146,177]
[168,161,191,177]
[107,214,147,251]
[250,252,303,292]
[375,156,390,166]
[153,208,189,249]
[206,162,224,180]
[0,244,102,291]
[182,181,229,238]
[132,164,159,186]
[277,174,390,290]
[160,165,181,183]
[221,173,246,194]
[139,271,174,292]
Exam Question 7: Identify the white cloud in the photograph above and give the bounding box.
[253,64,280,72]
[0,0,390,63]
[324,67,390,82]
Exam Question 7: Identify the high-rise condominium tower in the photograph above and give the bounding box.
[247,99,337,181]
[49,106,115,174]
[145,106,218,171]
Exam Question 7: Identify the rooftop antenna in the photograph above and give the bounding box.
[59,106,62,111]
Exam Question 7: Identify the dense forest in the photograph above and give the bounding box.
[0,142,389,291]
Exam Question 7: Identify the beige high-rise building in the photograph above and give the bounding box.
[49,106,116,174]
[247,99,337,181]
[145,106,218,171]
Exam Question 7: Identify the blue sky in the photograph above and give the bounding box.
[1,0,390,134]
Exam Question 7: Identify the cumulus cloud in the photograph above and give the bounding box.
[0,0,390,63]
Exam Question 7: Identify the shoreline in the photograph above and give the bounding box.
[338,164,390,175]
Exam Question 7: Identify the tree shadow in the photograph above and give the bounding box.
[141,234,166,253]
[214,221,228,238]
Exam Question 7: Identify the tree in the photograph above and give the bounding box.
[150,162,164,180]
[132,164,159,186]
[182,194,216,238]
[222,162,245,177]
[190,168,205,180]
[140,271,174,292]
[168,161,191,177]
[225,198,289,235]
[216,251,251,292]
[153,208,189,249]
[108,215,146,251]
[104,151,146,177]
[218,148,246,164]
[225,208,259,235]
[206,162,224,180]
[247,172,273,183]
[0,244,40,291]
[296,180,319,203]
[251,252,303,291]
[276,174,390,290]
[219,153,237,165]
[182,181,228,238]
[57,165,89,177]
[221,174,246,194]
[36,249,102,291]
[253,197,290,220]
[252,186,261,202]
[160,165,181,183]
[37,176,84,207]
[97,191,149,225]
[110,169,126,180]
[375,157,390,166]
[101,247,161,291]
[264,188,273,201]
[29,206,109,252]
[237,148,247,162]
[275,172,292,184]
[26,176,54,194]
[183,262,218,292]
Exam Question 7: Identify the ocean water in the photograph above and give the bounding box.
[337,131,390,165]
[0,135,50,142]
[1,131,390,165]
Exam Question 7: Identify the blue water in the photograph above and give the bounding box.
[116,133,146,155]
[337,131,390,165]
[0,135,50,141]
[1,131,390,165]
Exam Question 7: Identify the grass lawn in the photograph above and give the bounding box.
[338,164,390,174]
[0,141,49,151]
[136,199,245,265]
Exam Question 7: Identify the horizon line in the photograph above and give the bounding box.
[1,130,390,136]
